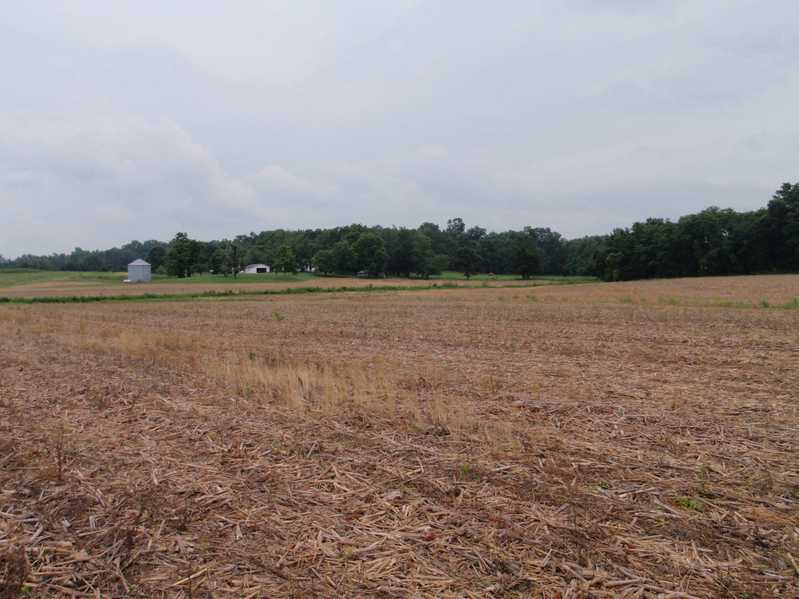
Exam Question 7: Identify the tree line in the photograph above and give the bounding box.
[147,219,550,279]
[566,182,799,280]
[3,182,797,281]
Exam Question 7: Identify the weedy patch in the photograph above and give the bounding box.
[781,297,799,309]
[457,463,485,482]
[674,496,705,512]
[658,296,680,305]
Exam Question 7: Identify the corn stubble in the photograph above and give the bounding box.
[1,277,798,597]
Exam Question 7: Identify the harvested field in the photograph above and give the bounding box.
[1,276,798,597]
[0,275,432,299]
[530,274,799,307]
[0,274,567,300]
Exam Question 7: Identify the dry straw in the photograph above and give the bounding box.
[1,281,798,597]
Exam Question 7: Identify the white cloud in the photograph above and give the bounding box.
[1,1,798,256]
[250,165,330,198]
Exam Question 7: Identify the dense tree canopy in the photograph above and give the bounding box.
[352,233,387,275]
[4,182,798,282]
[512,229,542,279]
[7,240,167,273]
[272,244,297,273]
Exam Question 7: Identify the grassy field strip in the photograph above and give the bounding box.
[0,270,126,288]
[0,280,588,304]
[0,269,597,290]
[2,280,797,309]
[0,269,317,288]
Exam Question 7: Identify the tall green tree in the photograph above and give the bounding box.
[353,232,387,275]
[146,246,166,271]
[418,222,449,256]
[528,228,565,275]
[513,229,541,279]
[273,244,297,273]
[767,182,799,270]
[165,233,193,278]
[455,244,481,279]
[383,228,418,276]
[222,241,243,277]
[312,249,336,274]
[331,240,356,274]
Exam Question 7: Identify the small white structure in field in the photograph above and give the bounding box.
[242,263,271,274]
[126,259,151,283]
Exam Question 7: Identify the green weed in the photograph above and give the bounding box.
[458,463,484,482]
[781,297,799,309]
[674,496,704,511]
[658,297,680,305]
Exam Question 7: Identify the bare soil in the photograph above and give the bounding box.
[0,276,540,299]
[1,276,797,597]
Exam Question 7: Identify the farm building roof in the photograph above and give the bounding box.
[128,259,150,266]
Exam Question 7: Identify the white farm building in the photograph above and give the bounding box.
[126,259,151,283]
[242,263,271,274]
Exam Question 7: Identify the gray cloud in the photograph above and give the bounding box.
[1,1,797,257]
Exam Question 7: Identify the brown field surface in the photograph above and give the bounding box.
[531,274,799,307]
[0,276,541,299]
[0,276,415,299]
[1,276,798,597]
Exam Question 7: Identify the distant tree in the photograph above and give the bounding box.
[446,217,466,237]
[455,245,481,279]
[221,241,243,277]
[563,235,607,276]
[411,232,435,278]
[417,252,449,279]
[292,236,314,272]
[165,233,193,277]
[528,228,566,275]
[273,244,297,273]
[476,233,510,274]
[418,222,449,256]
[513,229,541,279]
[430,254,449,276]
[331,240,356,274]
[7,181,799,282]
[186,239,208,275]
[146,246,166,271]
[767,182,799,270]
[312,249,336,274]
[465,226,486,243]
[443,219,484,278]
[353,232,387,275]
[209,247,224,274]
[383,228,417,276]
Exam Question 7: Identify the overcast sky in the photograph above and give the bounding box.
[1,1,798,257]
